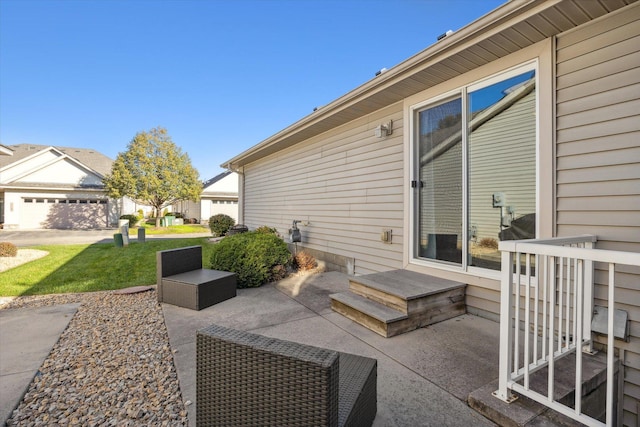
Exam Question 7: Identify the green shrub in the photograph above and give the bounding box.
[209,214,235,237]
[119,214,139,228]
[210,231,292,288]
[0,241,18,257]
[254,225,279,236]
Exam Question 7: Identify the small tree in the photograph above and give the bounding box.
[103,127,202,227]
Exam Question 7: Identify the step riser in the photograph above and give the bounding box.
[331,299,389,337]
[387,302,466,337]
[350,280,465,319]
[349,279,466,315]
[415,302,466,326]
[407,288,465,315]
[331,296,467,338]
[349,281,408,313]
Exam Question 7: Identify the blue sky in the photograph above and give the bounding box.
[1,0,504,179]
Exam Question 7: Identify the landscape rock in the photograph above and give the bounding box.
[3,290,188,426]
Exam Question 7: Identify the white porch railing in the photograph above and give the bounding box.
[494,235,640,427]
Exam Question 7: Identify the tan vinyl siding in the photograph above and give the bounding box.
[243,103,404,275]
[556,4,640,425]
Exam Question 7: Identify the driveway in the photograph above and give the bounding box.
[0,229,211,247]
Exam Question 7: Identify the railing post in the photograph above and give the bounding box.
[494,249,517,402]
[574,259,584,415]
[548,256,556,401]
[606,263,615,426]
[582,240,594,353]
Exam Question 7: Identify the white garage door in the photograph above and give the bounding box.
[20,198,108,229]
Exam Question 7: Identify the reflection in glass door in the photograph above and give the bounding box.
[467,70,536,270]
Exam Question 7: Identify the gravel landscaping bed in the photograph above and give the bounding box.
[2,289,188,426]
[0,249,49,273]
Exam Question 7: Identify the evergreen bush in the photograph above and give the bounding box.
[210,231,292,288]
[119,214,139,228]
[254,225,279,236]
[209,214,235,237]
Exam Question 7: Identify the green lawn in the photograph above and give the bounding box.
[0,238,216,296]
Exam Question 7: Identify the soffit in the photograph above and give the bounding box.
[225,0,637,169]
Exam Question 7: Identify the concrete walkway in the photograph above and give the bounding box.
[0,304,80,426]
[162,271,500,426]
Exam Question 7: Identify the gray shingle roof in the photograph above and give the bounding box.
[203,170,232,189]
[0,144,113,176]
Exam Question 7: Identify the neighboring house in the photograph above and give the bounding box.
[223,0,639,425]
[173,171,239,223]
[118,198,155,222]
[0,144,120,229]
[0,145,13,156]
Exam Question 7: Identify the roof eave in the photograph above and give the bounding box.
[0,145,14,156]
[222,0,631,169]
[0,184,106,192]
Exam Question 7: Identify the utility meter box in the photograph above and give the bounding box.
[290,228,301,242]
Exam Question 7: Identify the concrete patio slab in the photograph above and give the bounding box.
[162,271,499,426]
[326,310,500,401]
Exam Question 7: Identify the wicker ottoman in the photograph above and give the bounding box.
[161,270,236,311]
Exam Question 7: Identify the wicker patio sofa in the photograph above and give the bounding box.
[156,245,236,310]
[196,324,378,427]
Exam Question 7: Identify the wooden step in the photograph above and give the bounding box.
[468,351,617,426]
[351,270,466,299]
[331,270,467,337]
[349,270,466,314]
[330,292,408,337]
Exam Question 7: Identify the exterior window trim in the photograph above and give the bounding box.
[408,60,540,280]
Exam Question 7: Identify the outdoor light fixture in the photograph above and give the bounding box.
[374,120,393,138]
